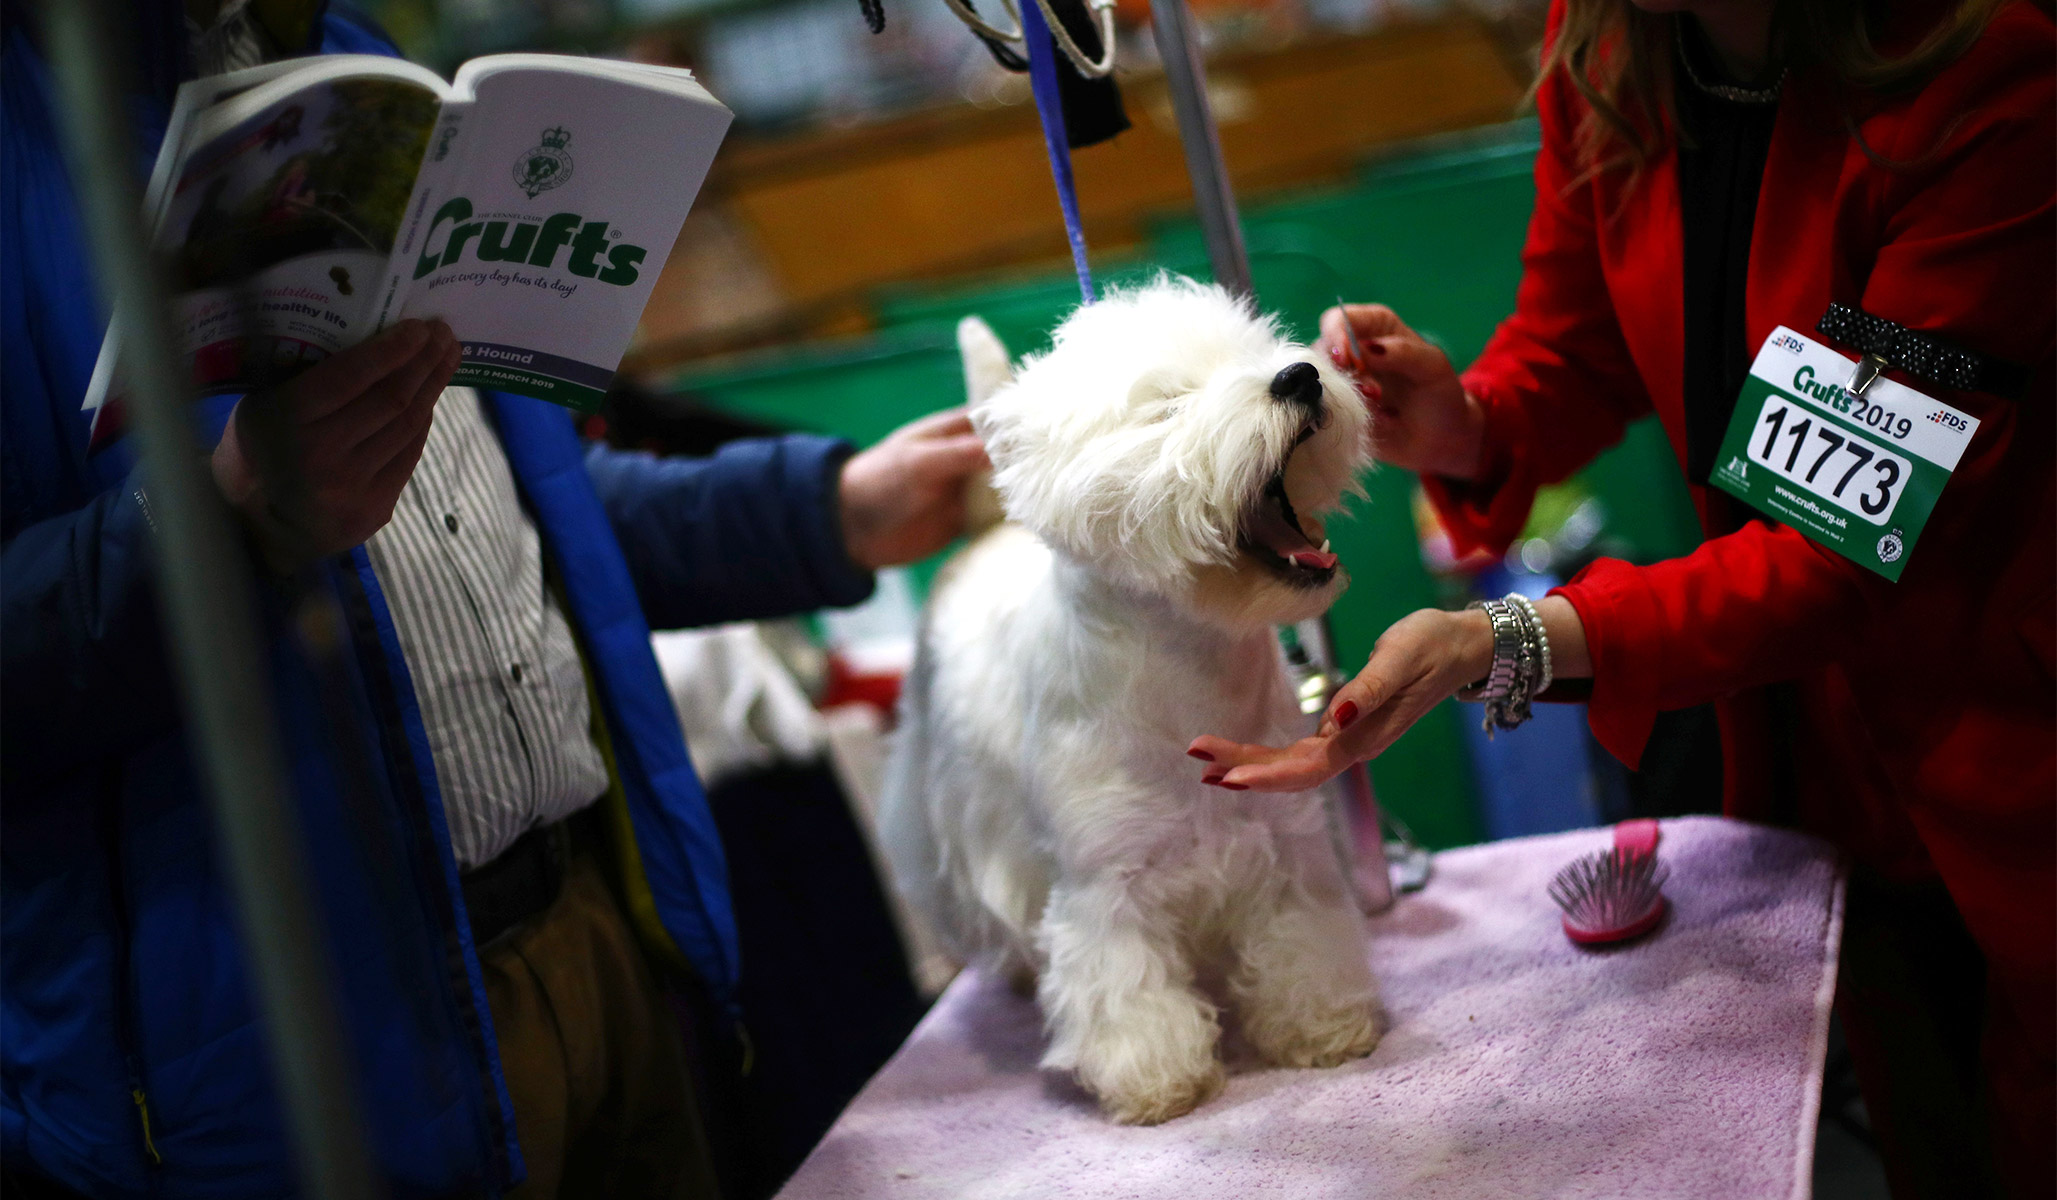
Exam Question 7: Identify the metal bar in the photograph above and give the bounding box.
[1146,2,1394,909]
[1299,617,1397,913]
[38,5,383,1196]
[1147,0,1252,301]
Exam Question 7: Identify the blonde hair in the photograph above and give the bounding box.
[1537,0,2011,180]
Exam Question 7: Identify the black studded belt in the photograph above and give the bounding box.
[1816,303,2029,400]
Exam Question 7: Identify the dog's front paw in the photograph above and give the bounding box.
[1063,1020,1226,1125]
[1088,1060,1226,1126]
[1247,1001,1381,1070]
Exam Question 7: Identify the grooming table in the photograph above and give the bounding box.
[776,817,1847,1200]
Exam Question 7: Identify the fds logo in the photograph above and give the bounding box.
[1771,333,1806,354]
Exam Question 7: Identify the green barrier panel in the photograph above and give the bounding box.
[657,330,966,450]
[870,249,1341,350]
[652,332,972,599]
[1151,121,1701,565]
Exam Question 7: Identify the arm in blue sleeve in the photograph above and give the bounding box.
[2,473,182,794]
[583,434,877,629]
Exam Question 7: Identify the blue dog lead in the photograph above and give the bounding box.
[1019,0,1096,305]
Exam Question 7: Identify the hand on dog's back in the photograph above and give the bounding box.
[838,408,991,569]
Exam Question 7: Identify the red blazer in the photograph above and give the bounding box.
[1425,0,2053,1169]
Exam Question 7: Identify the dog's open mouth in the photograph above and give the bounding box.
[1240,429,1338,588]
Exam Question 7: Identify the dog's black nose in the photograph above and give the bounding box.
[1269,361,1323,413]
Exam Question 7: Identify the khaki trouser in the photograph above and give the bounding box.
[480,848,721,1199]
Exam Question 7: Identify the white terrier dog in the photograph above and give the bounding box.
[880,277,1381,1125]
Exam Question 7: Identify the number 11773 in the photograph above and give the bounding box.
[1750,398,1909,520]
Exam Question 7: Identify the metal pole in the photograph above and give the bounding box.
[38,5,383,1195]
[1147,0,1252,300]
[1147,3,1395,909]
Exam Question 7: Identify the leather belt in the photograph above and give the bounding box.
[460,817,573,949]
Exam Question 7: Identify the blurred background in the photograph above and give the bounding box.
[325,1,1883,1193]
[358,0,1696,857]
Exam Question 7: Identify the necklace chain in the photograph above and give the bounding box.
[1675,21,1785,105]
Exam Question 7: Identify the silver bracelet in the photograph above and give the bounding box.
[1462,594,1550,733]
[1490,595,1541,732]
[1489,609,1532,732]
[1507,592,1553,697]
[1458,598,1523,703]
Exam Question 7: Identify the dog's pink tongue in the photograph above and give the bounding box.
[1247,501,1335,569]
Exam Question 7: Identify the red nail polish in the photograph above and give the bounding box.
[1203,775,1226,786]
[1188,748,1215,762]
[1221,782,1250,791]
[1333,701,1360,729]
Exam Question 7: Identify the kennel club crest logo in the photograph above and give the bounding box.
[513,127,574,198]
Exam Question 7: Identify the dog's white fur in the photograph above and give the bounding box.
[881,278,1381,1125]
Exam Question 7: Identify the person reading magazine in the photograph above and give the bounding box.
[1,7,988,1196]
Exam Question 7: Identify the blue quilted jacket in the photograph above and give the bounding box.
[0,7,873,1194]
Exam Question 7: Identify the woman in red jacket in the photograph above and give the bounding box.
[1193,0,2053,1193]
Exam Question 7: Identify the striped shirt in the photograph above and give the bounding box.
[365,388,609,870]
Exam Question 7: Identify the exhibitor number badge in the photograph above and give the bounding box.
[1709,326,1979,581]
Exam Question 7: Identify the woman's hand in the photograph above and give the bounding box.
[1320,303,1488,482]
[1187,596,1592,793]
[1188,608,1494,792]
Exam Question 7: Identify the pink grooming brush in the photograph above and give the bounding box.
[1548,818,1667,946]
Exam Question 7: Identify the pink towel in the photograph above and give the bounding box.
[779,816,1845,1200]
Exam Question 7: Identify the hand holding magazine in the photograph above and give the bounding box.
[87,51,732,436]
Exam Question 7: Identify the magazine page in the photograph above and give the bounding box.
[150,59,446,398]
[83,58,337,416]
[390,58,732,411]
[147,61,317,236]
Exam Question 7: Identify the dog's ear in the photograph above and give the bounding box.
[958,316,1013,536]
[957,316,1014,409]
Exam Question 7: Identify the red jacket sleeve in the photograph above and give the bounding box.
[1422,22,1654,555]
[1562,29,2056,767]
